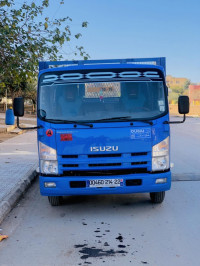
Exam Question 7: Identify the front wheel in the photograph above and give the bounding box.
[150,191,165,204]
[48,196,62,206]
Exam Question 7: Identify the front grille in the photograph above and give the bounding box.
[63,168,148,176]
[60,151,150,172]
[89,163,121,167]
[131,162,147,165]
[88,154,121,158]
[63,164,79,167]
[131,152,148,156]
[62,155,78,158]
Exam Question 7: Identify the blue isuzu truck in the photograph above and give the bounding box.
[14,58,189,206]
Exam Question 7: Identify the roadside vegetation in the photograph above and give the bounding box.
[0,0,89,105]
[168,80,190,104]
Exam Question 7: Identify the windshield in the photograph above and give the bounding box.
[38,80,167,122]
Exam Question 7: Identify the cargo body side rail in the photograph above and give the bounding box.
[39,57,166,73]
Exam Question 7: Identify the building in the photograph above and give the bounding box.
[189,85,200,105]
[166,75,188,88]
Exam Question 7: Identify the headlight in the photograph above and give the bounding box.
[40,160,58,174]
[39,142,57,160]
[152,137,169,171]
[39,142,58,174]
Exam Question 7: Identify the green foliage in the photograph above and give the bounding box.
[0,86,5,101]
[23,78,37,104]
[171,86,184,95]
[183,80,191,91]
[0,0,89,101]
[168,91,179,104]
[82,21,88,28]
[168,79,190,104]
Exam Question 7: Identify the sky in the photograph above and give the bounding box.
[21,0,200,83]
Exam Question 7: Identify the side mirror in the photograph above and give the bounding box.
[164,95,190,125]
[13,97,24,117]
[13,97,41,130]
[178,95,189,114]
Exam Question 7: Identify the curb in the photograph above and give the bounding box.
[0,125,16,133]
[0,164,38,224]
[6,125,16,132]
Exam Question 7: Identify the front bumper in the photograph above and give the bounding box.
[39,171,171,196]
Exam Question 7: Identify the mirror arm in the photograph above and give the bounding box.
[163,114,186,124]
[17,117,42,130]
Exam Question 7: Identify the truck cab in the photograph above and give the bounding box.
[14,58,189,206]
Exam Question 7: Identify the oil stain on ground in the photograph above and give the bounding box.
[76,246,128,260]
[74,226,130,263]
[116,234,123,242]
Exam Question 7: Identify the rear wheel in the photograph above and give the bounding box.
[48,196,62,206]
[150,191,165,204]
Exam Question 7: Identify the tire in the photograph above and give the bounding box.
[150,191,165,204]
[48,196,62,206]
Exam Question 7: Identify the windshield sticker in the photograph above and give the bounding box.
[159,106,165,111]
[158,100,165,112]
[158,100,164,105]
[130,128,151,139]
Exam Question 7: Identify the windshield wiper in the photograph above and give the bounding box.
[45,119,93,128]
[93,116,132,122]
[93,116,153,125]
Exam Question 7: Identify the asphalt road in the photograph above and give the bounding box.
[0,117,200,266]
[170,116,200,180]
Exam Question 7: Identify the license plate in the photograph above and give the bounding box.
[87,179,123,188]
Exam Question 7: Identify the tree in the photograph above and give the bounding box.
[0,84,5,101]
[183,80,191,91]
[0,0,89,102]
[171,86,184,95]
[168,79,191,104]
[168,91,179,104]
[23,77,37,106]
